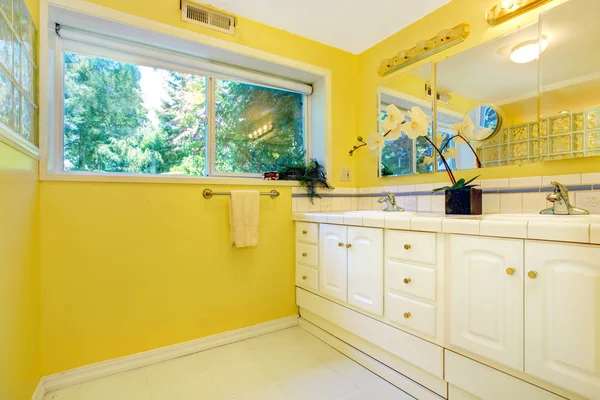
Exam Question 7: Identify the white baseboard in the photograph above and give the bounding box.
[31,380,46,400]
[38,315,298,395]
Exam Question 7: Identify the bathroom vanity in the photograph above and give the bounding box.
[294,211,600,400]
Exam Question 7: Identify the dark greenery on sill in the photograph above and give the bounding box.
[277,154,333,203]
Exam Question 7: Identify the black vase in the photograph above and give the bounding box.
[445,188,482,215]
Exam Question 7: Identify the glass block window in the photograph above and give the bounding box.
[479,107,600,166]
[0,0,37,145]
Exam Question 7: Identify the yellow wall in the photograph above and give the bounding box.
[40,182,296,374]
[0,143,40,399]
[355,0,600,186]
[39,0,358,375]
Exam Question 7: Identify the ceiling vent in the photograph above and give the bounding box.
[181,1,236,35]
[425,84,452,105]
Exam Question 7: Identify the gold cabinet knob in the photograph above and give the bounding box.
[403,278,411,284]
[301,275,308,280]
[506,268,516,275]
[403,312,411,319]
[338,242,344,247]
[345,243,352,249]
[302,230,307,234]
[528,271,538,279]
[302,252,307,257]
[404,244,412,250]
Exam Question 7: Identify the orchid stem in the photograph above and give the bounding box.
[423,136,456,185]
[440,134,482,169]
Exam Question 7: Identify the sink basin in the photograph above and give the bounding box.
[483,214,600,224]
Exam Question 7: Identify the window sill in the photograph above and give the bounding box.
[39,171,300,187]
[0,124,40,160]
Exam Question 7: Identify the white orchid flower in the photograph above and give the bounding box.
[456,116,492,149]
[366,132,385,157]
[385,124,404,141]
[382,104,405,133]
[451,122,462,134]
[421,155,434,165]
[444,147,459,159]
[402,106,431,139]
[461,115,475,138]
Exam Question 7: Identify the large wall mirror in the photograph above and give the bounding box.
[539,0,600,159]
[375,0,599,177]
[377,63,434,177]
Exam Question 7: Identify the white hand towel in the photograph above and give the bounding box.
[229,190,260,248]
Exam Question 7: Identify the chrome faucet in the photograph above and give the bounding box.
[540,181,589,215]
[378,191,404,212]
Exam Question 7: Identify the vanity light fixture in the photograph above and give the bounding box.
[509,37,548,64]
[486,0,553,26]
[378,24,471,77]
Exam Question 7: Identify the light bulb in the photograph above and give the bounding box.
[510,37,548,64]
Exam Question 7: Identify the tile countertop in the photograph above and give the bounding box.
[292,212,600,245]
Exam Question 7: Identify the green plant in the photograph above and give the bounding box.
[277,156,333,203]
[432,175,480,192]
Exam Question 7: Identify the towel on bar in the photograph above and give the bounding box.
[229,190,260,248]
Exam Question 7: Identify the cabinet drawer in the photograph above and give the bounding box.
[386,230,437,266]
[445,351,562,400]
[386,259,436,302]
[296,265,318,291]
[296,222,318,244]
[296,243,318,268]
[386,293,436,338]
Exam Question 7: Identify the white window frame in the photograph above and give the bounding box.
[50,30,311,179]
[39,0,334,186]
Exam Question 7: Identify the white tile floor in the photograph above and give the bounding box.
[43,327,413,400]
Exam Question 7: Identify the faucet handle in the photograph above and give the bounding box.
[549,181,570,205]
[550,181,569,196]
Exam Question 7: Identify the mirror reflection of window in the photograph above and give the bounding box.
[377,63,434,178]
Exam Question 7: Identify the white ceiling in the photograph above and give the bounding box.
[203,0,451,54]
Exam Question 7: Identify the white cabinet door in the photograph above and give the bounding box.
[449,235,524,371]
[525,242,600,400]
[319,224,348,302]
[347,227,384,316]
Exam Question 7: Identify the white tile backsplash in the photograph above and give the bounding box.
[414,183,434,192]
[342,196,352,211]
[483,194,501,214]
[297,197,310,212]
[582,172,600,184]
[431,196,445,212]
[509,176,542,187]
[500,193,523,214]
[481,178,510,189]
[397,184,415,193]
[308,198,321,212]
[575,191,600,214]
[292,172,600,215]
[320,197,332,212]
[417,196,431,212]
[331,197,342,212]
[521,192,548,214]
[404,196,417,211]
[361,197,371,211]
